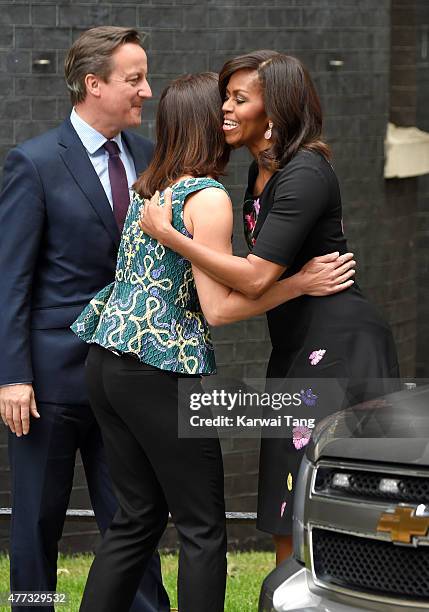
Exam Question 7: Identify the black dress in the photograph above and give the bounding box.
[244,149,399,536]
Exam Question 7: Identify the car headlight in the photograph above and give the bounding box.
[292,454,312,563]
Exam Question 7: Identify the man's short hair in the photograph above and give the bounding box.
[64,26,143,105]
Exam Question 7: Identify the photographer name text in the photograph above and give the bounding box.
[189,415,315,428]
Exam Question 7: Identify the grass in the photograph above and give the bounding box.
[0,551,274,611]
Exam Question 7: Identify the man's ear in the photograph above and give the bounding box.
[84,73,101,98]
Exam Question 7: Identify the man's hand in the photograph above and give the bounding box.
[0,384,40,436]
[139,188,174,245]
[297,251,356,296]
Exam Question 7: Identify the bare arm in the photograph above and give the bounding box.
[140,189,354,299]
[141,189,289,298]
[176,188,354,326]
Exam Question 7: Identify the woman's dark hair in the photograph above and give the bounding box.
[219,50,331,170]
[134,73,230,197]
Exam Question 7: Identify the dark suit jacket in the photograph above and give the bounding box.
[0,118,154,405]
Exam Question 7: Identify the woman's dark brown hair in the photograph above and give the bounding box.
[219,50,331,170]
[134,73,230,197]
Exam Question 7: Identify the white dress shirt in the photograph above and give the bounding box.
[70,107,138,208]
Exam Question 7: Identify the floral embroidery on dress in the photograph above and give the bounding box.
[243,197,260,249]
[293,425,312,450]
[253,198,260,215]
[300,388,318,407]
[244,214,256,236]
[309,349,326,365]
[279,474,294,517]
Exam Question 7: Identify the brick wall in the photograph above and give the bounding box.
[386,0,429,379]
[385,0,418,378]
[415,0,429,377]
[0,0,423,552]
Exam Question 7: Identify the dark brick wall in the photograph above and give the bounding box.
[415,0,429,377]
[385,0,418,378]
[387,0,429,379]
[0,0,423,552]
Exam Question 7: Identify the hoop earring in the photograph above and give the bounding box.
[264,121,273,140]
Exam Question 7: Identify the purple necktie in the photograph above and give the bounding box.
[103,140,130,232]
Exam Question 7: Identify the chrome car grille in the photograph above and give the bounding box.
[308,460,429,605]
[312,528,429,601]
[314,465,429,504]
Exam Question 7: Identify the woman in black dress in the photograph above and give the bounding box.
[140,51,399,565]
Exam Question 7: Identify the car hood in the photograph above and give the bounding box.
[307,384,429,466]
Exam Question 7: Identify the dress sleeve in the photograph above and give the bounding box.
[252,157,330,267]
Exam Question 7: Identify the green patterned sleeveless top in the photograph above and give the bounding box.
[71,177,226,375]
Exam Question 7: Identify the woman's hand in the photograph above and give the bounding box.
[139,188,173,245]
[295,252,356,296]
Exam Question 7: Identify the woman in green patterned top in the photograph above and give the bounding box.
[72,73,355,612]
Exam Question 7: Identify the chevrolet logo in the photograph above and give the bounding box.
[377,506,429,544]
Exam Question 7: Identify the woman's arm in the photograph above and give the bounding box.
[140,188,352,299]
[175,188,354,326]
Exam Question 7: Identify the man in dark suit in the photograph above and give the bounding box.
[0,26,169,612]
